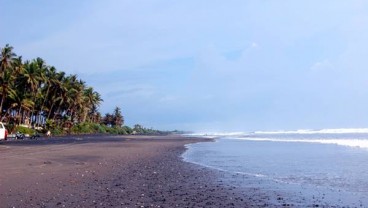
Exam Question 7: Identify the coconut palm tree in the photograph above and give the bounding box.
[113,107,124,127]
[7,90,34,124]
[82,87,103,122]
[48,71,66,120]
[0,44,16,76]
[23,60,42,125]
[0,44,17,117]
[39,66,57,119]
[0,68,17,120]
[0,44,106,130]
[90,91,103,121]
[12,56,24,75]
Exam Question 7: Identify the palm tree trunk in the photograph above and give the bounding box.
[0,95,5,120]
[53,105,61,120]
[18,107,22,125]
[39,85,50,121]
[47,102,55,120]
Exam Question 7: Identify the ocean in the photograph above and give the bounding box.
[182,129,368,207]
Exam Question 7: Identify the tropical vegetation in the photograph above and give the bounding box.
[0,44,100,134]
[0,44,171,136]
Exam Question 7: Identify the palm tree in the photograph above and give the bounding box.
[64,75,80,122]
[12,56,24,75]
[0,44,16,76]
[48,71,66,120]
[103,113,113,126]
[39,66,57,119]
[0,44,106,130]
[33,58,49,126]
[0,44,17,117]
[7,90,34,125]
[0,68,17,120]
[113,107,124,127]
[90,91,103,121]
[23,60,42,125]
[82,87,103,122]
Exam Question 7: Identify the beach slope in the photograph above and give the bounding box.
[0,135,252,207]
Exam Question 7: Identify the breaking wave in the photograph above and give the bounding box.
[253,128,368,135]
[185,132,246,138]
[188,128,368,138]
[234,137,368,149]
[187,128,368,149]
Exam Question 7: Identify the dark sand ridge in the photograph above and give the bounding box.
[1,135,285,208]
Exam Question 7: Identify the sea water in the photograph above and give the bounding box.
[183,129,368,207]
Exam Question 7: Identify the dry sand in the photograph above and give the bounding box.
[0,135,261,208]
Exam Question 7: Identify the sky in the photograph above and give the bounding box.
[1,0,368,132]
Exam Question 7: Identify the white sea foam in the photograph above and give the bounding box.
[234,137,368,149]
[186,128,368,149]
[188,128,368,138]
[184,132,246,138]
[254,128,368,135]
[182,151,268,178]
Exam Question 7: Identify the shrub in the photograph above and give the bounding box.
[91,123,107,133]
[51,127,64,136]
[45,119,57,131]
[15,126,36,135]
[122,126,133,134]
[71,123,91,134]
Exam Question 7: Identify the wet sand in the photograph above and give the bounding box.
[0,135,258,208]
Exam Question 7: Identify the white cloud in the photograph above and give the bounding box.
[251,42,258,48]
[310,60,333,72]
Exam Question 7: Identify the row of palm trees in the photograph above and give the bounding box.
[0,44,103,129]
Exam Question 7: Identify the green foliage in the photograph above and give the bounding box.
[71,123,91,134]
[122,126,133,134]
[44,119,65,135]
[68,122,130,135]
[15,126,36,135]
[0,45,173,138]
[133,124,168,135]
[0,44,103,129]
[105,127,118,134]
[102,113,113,126]
[113,107,124,127]
[70,122,101,134]
[45,119,57,130]
[50,127,64,136]
[91,123,107,133]
[8,121,173,137]
[102,106,124,128]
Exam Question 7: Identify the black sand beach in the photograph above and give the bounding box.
[1,135,330,208]
[1,135,259,208]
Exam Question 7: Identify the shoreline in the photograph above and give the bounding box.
[185,137,368,208]
[1,135,257,207]
[2,134,333,207]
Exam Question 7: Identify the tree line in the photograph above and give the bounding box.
[0,44,106,132]
[0,44,171,136]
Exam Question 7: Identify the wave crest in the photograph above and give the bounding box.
[254,128,368,134]
[235,137,368,149]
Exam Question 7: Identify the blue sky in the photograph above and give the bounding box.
[2,0,368,131]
